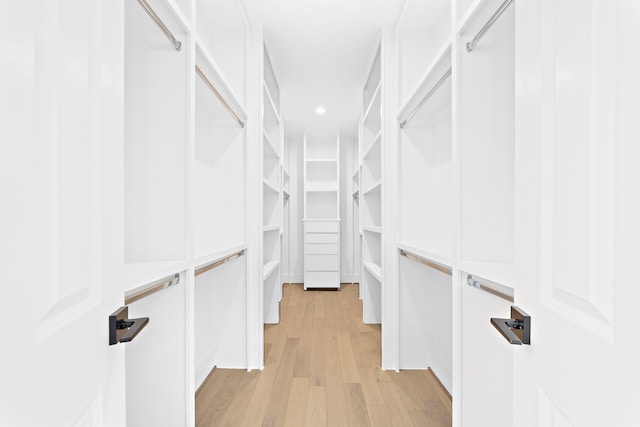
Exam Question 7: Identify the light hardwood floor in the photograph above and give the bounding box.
[196,283,452,427]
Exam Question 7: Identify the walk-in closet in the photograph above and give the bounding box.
[4,0,640,426]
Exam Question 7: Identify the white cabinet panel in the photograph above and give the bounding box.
[305,221,340,233]
[305,254,340,271]
[305,272,340,289]
[305,243,340,255]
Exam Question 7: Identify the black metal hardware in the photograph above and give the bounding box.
[109,306,149,345]
[490,306,531,345]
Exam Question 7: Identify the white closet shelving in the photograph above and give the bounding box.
[393,0,516,422]
[122,0,249,424]
[397,25,453,393]
[360,46,382,323]
[303,132,340,289]
[458,0,516,425]
[262,46,283,323]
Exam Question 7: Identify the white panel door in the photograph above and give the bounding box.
[0,1,126,426]
[513,1,640,425]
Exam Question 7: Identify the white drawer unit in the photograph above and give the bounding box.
[303,220,340,289]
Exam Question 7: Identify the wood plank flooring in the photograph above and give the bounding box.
[196,283,452,427]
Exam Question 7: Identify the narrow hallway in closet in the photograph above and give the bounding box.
[195,284,451,426]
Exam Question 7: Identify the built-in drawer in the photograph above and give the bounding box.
[305,243,339,255]
[305,221,339,233]
[306,254,339,271]
[305,271,340,288]
[305,233,339,244]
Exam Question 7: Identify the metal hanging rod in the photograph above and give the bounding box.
[135,0,182,51]
[400,250,452,276]
[195,65,245,128]
[400,68,452,129]
[195,250,245,277]
[466,0,514,53]
[125,273,180,305]
[466,274,514,302]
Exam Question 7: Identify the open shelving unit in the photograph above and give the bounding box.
[393,0,516,422]
[360,46,382,323]
[122,0,249,425]
[262,45,283,324]
[303,132,340,290]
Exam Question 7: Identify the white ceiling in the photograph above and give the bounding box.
[241,0,407,139]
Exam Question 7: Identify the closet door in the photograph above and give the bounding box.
[0,1,127,425]
[512,1,640,426]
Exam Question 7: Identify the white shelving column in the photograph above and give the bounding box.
[456,0,516,426]
[396,0,453,393]
[393,0,515,425]
[303,133,341,289]
[361,47,382,323]
[123,0,250,425]
[262,46,283,324]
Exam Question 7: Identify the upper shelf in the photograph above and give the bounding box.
[195,41,247,127]
[363,82,381,124]
[398,40,452,128]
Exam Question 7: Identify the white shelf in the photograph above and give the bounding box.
[362,131,382,160]
[363,261,382,282]
[195,41,247,122]
[262,178,279,194]
[263,131,279,158]
[363,181,382,195]
[263,81,281,124]
[363,225,382,234]
[306,158,337,163]
[263,225,280,232]
[363,82,381,123]
[398,40,452,123]
[263,260,280,280]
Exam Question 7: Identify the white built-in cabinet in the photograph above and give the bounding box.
[360,47,383,322]
[394,0,514,424]
[262,46,284,323]
[303,133,341,289]
[123,0,249,425]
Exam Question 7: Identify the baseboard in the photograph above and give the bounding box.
[427,367,452,403]
[195,364,217,397]
[289,274,304,283]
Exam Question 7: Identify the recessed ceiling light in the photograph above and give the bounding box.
[315,106,326,115]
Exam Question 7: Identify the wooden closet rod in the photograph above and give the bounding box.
[465,0,514,53]
[125,273,180,305]
[400,249,452,276]
[195,65,245,128]
[466,274,514,302]
[136,0,182,51]
[195,250,245,277]
[399,68,452,129]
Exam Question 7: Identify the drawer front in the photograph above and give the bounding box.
[305,221,339,233]
[305,243,339,255]
[306,254,339,271]
[305,271,340,288]
[305,233,339,244]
